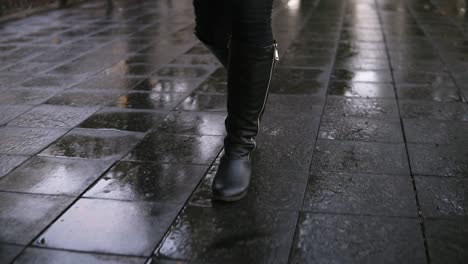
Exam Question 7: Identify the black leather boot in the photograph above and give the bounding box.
[212,40,279,202]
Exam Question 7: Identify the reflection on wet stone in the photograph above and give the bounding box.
[125,133,223,165]
[328,81,395,98]
[39,128,144,160]
[109,92,188,110]
[133,78,199,93]
[0,127,67,155]
[156,206,297,263]
[157,111,226,135]
[176,93,227,112]
[35,199,181,256]
[0,156,113,195]
[14,248,146,264]
[85,161,207,203]
[79,109,167,132]
[155,67,209,78]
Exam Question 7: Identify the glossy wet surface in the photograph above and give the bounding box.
[0,0,467,263]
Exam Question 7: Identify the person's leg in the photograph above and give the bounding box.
[212,0,278,201]
[193,0,232,67]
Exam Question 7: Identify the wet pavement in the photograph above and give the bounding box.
[0,0,467,263]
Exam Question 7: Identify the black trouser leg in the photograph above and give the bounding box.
[211,0,278,201]
[193,0,231,67]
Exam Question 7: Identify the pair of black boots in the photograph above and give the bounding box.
[204,40,279,202]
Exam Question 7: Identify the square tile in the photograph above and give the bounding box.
[44,90,121,107]
[176,93,226,112]
[328,81,396,98]
[399,100,468,121]
[425,218,468,264]
[403,119,468,144]
[311,140,410,174]
[133,78,199,93]
[0,154,29,179]
[331,69,393,83]
[15,248,146,264]
[84,161,207,203]
[324,97,399,118]
[0,243,23,263]
[270,68,328,95]
[415,176,467,218]
[8,105,98,129]
[319,116,403,142]
[0,105,33,125]
[0,88,60,105]
[190,163,308,210]
[0,192,72,244]
[396,85,462,102]
[109,91,188,111]
[155,206,298,263]
[79,108,168,132]
[35,198,181,256]
[125,133,223,165]
[408,144,468,177]
[0,156,113,196]
[0,127,67,155]
[303,171,417,216]
[156,111,226,135]
[289,213,426,263]
[39,128,144,160]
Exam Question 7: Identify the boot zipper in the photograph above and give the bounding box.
[251,42,279,156]
[274,42,279,61]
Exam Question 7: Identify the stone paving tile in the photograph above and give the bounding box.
[303,171,417,217]
[39,128,144,160]
[318,116,403,143]
[425,218,468,264]
[328,81,396,98]
[190,163,308,210]
[44,89,122,107]
[84,161,207,204]
[396,84,463,102]
[0,88,61,105]
[403,119,468,145]
[415,176,466,218]
[0,106,33,125]
[20,75,83,89]
[0,127,67,155]
[0,156,113,196]
[124,132,223,165]
[407,143,468,177]
[155,206,298,264]
[35,198,182,256]
[8,105,98,129]
[265,94,325,116]
[79,108,168,132]
[154,67,210,79]
[331,69,393,83]
[311,140,410,175]
[324,96,399,119]
[155,111,226,136]
[289,213,427,264]
[0,192,73,245]
[399,100,468,121]
[72,75,145,91]
[133,78,200,93]
[270,68,328,95]
[0,155,30,179]
[15,248,146,264]
[176,93,227,112]
[0,243,23,263]
[109,91,189,111]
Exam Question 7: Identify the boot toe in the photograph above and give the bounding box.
[211,158,251,201]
